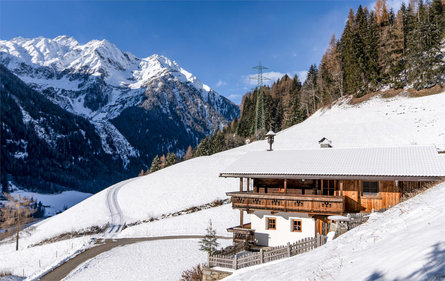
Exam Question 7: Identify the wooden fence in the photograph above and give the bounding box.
[347,213,370,230]
[209,234,326,270]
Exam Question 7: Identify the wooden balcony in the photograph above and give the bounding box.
[227,192,345,215]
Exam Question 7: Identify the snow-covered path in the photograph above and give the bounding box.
[103,178,135,236]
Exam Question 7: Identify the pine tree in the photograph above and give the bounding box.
[301,64,319,114]
[199,220,219,255]
[365,11,380,89]
[165,153,177,167]
[340,9,362,96]
[355,5,369,94]
[149,155,161,173]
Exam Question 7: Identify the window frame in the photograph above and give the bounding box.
[266,217,276,230]
[291,219,302,232]
[362,181,379,196]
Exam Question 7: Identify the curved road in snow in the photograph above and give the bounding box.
[38,178,231,280]
[39,235,231,281]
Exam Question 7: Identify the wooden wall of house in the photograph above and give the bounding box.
[253,178,316,194]
[345,180,400,212]
[252,177,433,213]
[342,180,362,212]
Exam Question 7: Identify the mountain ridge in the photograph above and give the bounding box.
[0,36,239,193]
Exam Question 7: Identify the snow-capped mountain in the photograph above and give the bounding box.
[0,36,239,190]
[0,65,136,193]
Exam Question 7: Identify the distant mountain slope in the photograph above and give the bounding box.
[0,65,135,193]
[0,36,239,178]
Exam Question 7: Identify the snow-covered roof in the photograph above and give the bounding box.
[220,146,445,180]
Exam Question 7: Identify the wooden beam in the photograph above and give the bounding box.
[339,180,344,197]
[247,178,250,192]
[321,180,324,195]
[240,177,243,192]
[240,210,244,226]
[226,192,344,201]
[316,180,319,195]
[284,179,287,194]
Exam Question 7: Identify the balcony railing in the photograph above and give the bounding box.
[226,192,344,215]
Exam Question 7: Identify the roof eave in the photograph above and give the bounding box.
[219,173,444,182]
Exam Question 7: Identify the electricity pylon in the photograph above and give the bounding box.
[250,61,270,138]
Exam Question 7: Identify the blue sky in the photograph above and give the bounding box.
[0,0,405,104]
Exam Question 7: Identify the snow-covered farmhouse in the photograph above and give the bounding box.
[220,144,445,247]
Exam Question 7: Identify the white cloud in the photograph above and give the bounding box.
[297,70,308,82]
[228,94,242,100]
[216,80,227,88]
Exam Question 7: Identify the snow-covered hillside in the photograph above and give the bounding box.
[0,36,239,176]
[226,180,445,281]
[1,92,444,280]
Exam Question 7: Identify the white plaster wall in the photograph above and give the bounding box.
[251,211,315,247]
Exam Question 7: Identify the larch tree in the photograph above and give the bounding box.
[0,193,36,251]
[185,146,193,160]
[159,154,166,169]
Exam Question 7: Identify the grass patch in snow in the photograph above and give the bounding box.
[29,225,107,247]
[123,198,229,230]
[350,84,444,105]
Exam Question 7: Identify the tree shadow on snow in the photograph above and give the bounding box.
[364,242,445,281]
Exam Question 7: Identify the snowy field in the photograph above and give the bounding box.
[0,236,93,279]
[1,92,444,280]
[118,204,243,238]
[63,239,232,281]
[226,181,445,281]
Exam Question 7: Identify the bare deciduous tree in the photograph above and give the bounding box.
[0,193,36,251]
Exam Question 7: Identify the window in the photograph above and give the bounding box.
[363,181,379,195]
[267,218,276,230]
[291,219,302,232]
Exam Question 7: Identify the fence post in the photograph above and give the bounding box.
[287,242,291,257]
[260,249,264,264]
[233,254,238,270]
